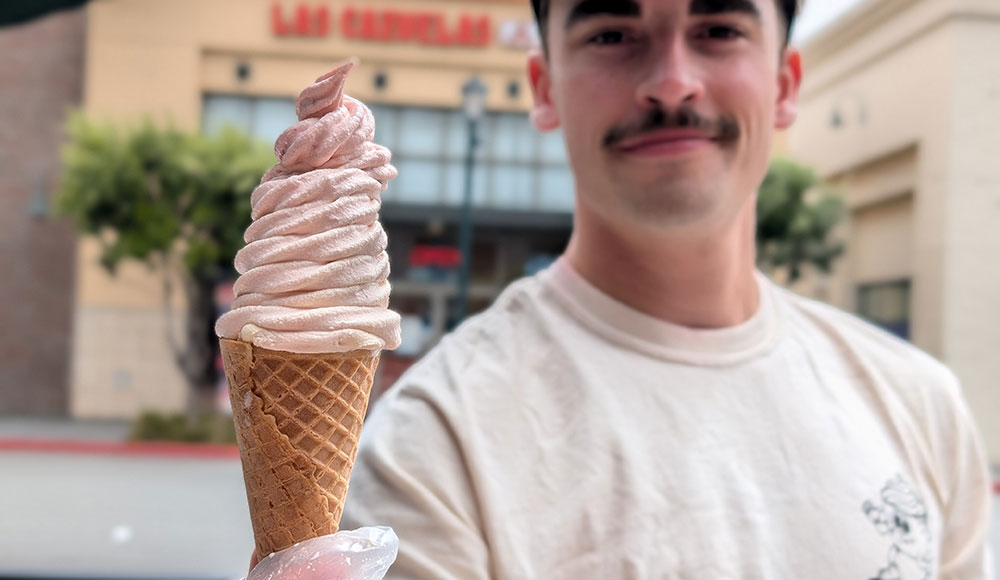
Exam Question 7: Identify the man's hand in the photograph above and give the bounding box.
[247,527,398,580]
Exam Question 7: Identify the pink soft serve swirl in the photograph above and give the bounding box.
[216,63,401,353]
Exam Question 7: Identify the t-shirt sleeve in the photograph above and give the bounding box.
[341,374,490,580]
[932,372,995,579]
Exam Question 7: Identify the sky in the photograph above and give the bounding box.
[791,0,870,45]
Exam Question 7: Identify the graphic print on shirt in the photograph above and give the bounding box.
[862,474,933,580]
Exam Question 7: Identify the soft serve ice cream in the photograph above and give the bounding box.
[216,62,400,354]
[217,62,402,559]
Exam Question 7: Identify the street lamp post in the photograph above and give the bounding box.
[455,76,487,324]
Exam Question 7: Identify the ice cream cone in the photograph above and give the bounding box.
[219,338,380,557]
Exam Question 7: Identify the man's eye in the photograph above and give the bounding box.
[589,30,627,45]
[699,25,742,40]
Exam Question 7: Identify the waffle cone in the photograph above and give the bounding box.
[219,338,380,557]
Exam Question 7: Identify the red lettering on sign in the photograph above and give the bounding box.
[381,11,409,42]
[378,11,402,42]
[341,7,359,38]
[409,14,428,44]
[271,3,330,37]
[359,9,375,38]
[477,16,492,46]
[395,12,416,42]
[457,15,491,47]
[272,3,292,36]
[295,4,310,35]
[316,6,330,37]
[457,16,474,46]
[278,4,491,47]
[434,15,454,45]
[272,3,330,37]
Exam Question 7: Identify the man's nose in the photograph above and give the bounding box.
[635,37,705,110]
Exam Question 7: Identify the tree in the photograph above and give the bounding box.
[756,157,846,283]
[56,113,275,405]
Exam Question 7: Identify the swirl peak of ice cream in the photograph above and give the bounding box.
[216,62,401,353]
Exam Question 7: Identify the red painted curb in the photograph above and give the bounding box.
[0,438,241,459]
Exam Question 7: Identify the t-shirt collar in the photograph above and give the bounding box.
[541,257,782,366]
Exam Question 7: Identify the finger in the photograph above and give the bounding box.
[249,549,260,574]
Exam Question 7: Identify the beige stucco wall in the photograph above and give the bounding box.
[815,148,919,311]
[791,0,954,355]
[70,305,189,417]
[75,0,536,419]
[84,0,534,130]
[850,195,914,284]
[69,234,190,418]
[790,0,1000,462]
[942,13,1000,458]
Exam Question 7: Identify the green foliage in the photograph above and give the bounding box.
[57,114,276,397]
[130,410,237,444]
[757,158,846,283]
[56,113,274,279]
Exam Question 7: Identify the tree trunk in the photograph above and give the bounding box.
[162,255,223,418]
[183,272,220,417]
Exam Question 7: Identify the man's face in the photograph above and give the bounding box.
[529,0,801,230]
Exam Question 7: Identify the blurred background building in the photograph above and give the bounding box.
[1,0,997,464]
[0,2,86,416]
[784,0,1000,462]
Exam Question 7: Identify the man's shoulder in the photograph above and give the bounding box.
[437,272,554,358]
[774,287,980,478]
[384,273,556,399]
[776,285,962,401]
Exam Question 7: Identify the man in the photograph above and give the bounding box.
[342,0,994,578]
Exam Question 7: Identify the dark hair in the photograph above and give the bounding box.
[530,0,799,47]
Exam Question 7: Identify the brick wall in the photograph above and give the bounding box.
[0,8,85,415]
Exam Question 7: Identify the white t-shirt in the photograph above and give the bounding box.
[343,259,993,580]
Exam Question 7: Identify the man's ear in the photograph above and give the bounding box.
[774,48,802,131]
[528,50,560,132]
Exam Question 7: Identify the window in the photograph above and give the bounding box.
[370,104,574,213]
[202,95,297,146]
[857,280,911,339]
[202,96,576,213]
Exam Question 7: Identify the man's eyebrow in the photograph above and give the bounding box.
[689,0,761,19]
[564,0,642,30]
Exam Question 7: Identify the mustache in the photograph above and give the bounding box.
[603,107,741,149]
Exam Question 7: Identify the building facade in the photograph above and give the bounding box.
[74,0,570,418]
[0,7,85,415]
[787,0,1000,462]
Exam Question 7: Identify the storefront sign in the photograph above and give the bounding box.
[497,19,539,50]
[272,3,492,47]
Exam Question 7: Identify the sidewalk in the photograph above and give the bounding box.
[0,415,241,460]
[0,442,250,577]
[0,415,249,577]
[0,415,130,441]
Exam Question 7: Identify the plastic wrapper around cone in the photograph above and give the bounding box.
[219,338,380,557]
